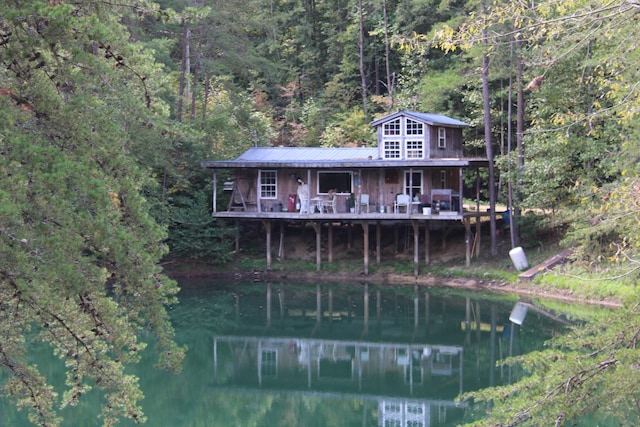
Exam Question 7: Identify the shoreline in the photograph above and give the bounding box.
[165,267,622,309]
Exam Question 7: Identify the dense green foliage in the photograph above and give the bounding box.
[1,0,639,425]
[0,1,186,426]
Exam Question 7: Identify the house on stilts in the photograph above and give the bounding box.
[201,110,491,275]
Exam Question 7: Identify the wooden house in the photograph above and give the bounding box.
[201,111,491,274]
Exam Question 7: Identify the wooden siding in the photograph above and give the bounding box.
[229,166,463,214]
[429,126,463,158]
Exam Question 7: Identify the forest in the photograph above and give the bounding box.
[0,0,639,426]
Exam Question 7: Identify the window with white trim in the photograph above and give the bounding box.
[383,119,401,136]
[439,170,447,189]
[384,140,401,159]
[437,127,447,148]
[406,119,424,136]
[405,140,424,159]
[260,170,277,199]
[260,349,278,376]
[404,170,423,198]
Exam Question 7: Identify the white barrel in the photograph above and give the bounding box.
[509,247,529,271]
[422,207,432,215]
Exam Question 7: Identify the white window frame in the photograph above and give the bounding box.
[437,127,447,148]
[405,119,424,136]
[383,118,401,136]
[260,348,278,376]
[316,171,353,195]
[405,139,424,159]
[259,170,277,199]
[404,170,423,198]
[384,140,401,159]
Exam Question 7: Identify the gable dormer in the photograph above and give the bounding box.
[371,111,467,160]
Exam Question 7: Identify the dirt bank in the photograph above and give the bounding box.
[165,264,621,309]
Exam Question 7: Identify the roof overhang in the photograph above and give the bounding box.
[370,110,469,128]
[201,158,490,169]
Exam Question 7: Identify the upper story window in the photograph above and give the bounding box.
[437,127,447,148]
[383,140,401,159]
[405,140,424,159]
[259,170,277,199]
[383,119,401,136]
[406,119,424,136]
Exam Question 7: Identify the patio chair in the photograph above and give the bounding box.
[358,194,370,213]
[394,194,411,213]
[322,190,337,213]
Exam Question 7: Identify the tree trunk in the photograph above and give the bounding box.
[203,73,210,121]
[514,38,525,248]
[191,54,198,121]
[383,0,394,110]
[481,22,497,255]
[507,41,518,249]
[177,19,190,122]
[358,0,368,120]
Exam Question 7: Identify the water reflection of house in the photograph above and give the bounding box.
[213,335,465,426]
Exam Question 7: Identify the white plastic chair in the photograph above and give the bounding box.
[322,192,337,213]
[358,194,370,213]
[394,194,411,213]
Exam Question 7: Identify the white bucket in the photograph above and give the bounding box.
[509,247,529,271]
[423,207,431,215]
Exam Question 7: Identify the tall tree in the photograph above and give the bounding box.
[429,0,640,423]
[358,0,369,120]
[0,2,184,425]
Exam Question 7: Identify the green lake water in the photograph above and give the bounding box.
[2,279,592,426]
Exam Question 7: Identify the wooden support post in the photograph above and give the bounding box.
[278,220,285,259]
[465,217,472,267]
[412,220,419,277]
[235,219,240,253]
[212,171,217,213]
[363,283,369,335]
[316,283,322,325]
[376,221,381,265]
[424,220,430,265]
[465,296,471,346]
[266,283,272,328]
[424,291,430,337]
[476,169,482,258]
[328,289,333,328]
[312,221,322,272]
[361,220,370,275]
[394,224,399,254]
[328,221,334,263]
[413,284,419,330]
[376,289,381,331]
[475,214,482,258]
[263,219,272,270]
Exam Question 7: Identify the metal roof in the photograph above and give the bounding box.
[370,110,469,128]
[235,146,378,162]
[201,155,489,170]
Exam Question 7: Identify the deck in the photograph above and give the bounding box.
[211,210,466,221]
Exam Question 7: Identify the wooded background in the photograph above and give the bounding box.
[1,1,639,425]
